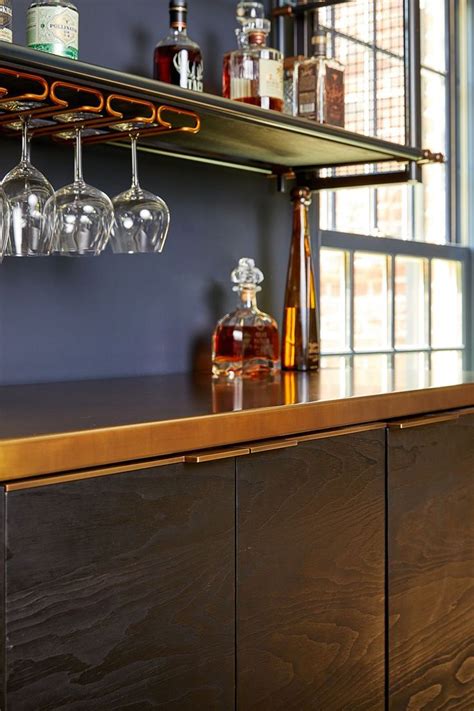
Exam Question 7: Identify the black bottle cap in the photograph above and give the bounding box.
[170,0,187,28]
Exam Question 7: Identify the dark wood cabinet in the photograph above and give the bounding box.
[388,413,474,710]
[237,429,386,710]
[4,460,235,710]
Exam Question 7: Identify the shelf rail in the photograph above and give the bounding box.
[0,68,201,145]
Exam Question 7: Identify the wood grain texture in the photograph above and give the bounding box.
[5,461,235,710]
[389,413,474,710]
[237,431,386,710]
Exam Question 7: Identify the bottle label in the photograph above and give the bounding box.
[298,63,317,118]
[173,50,204,92]
[27,6,79,60]
[259,58,283,100]
[0,0,12,43]
[324,66,345,127]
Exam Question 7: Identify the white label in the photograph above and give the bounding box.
[259,58,283,100]
[27,6,79,58]
[0,28,11,42]
[230,77,252,101]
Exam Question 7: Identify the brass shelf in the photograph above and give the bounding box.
[0,42,423,175]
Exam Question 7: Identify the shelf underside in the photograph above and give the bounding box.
[0,43,422,173]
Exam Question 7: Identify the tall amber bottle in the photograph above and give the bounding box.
[282,187,320,371]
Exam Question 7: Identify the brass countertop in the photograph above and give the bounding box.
[0,365,473,481]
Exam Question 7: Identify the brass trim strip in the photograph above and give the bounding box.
[4,456,185,492]
[249,439,299,454]
[297,422,387,443]
[184,447,250,463]
[388,413,460,429]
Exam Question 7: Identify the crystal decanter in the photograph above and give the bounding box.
[212,258,280,379]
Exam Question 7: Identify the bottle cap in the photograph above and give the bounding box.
[236,1,265,25]
[170,0,187,28]
[231,258,264,291]
[291,187,312,205]
[311,28,328,56]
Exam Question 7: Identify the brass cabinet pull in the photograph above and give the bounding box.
[4,455,186,492]
[388,412,460,430]
[297,423,386,443]
[185,447,250,464]
[249,439,299,454]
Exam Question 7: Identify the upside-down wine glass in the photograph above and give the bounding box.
[111,134,170,254]
[46,127,114,256]
[1,118,55,256]
[0,187,10,262]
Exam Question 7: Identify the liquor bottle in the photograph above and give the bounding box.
[223,1,265,99]
[296,28,345,127]
[27,0,79,60]
[212,258,280,379]
[229,19,284,111]
[154,0,204,92]
[0,0,12,43]
[283,55,304,115]
[282,187,320,371]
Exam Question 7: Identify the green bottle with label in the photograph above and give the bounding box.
[27,0,79,60]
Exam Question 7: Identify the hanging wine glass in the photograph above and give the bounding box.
[46,128,114,256]
[0,187,11,262]
[110,134,170,254]
[1,118,55,257]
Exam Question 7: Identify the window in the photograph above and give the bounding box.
[316,0,469,374]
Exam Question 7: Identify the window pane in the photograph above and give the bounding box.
[354,252,391,350]
[376,185,409,239]
[376,0,404,56]
[421,69,447,153]
[422,164,447,244]
[334,187,373,235]
[431,351,464,384]
[431,260,463,348]
[395,256,429,348]
[336,37,374,136]
[394,352,429,390]
[320,249,349,352]
[334,0,373,44]
[376,53,406,144]
[420,0,447,73]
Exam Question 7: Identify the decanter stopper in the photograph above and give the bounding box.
[231,257,264,291]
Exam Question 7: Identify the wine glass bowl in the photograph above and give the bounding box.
[110,134,170,254]
[47,183,114,256]
[0,187,11,261]
[112,186,170,254]
[47,127,114,256]
[1,119,55,256]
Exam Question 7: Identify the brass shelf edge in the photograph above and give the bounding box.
[388,412,461,430]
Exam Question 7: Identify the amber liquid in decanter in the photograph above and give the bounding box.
[282,187,320,371]
[212,259,280,379]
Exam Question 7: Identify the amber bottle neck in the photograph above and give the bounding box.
[291,190,312,243]
[237,286,258,308]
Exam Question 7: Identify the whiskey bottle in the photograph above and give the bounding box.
[212,258,280,379]
[223,1,265,99]
[27,0,79,59]
[154,0,204,92]
[229,19,284,112]
[297,28,345,127]
[0,0,12,43]
[282,187,320,371]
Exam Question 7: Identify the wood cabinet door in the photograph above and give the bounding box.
[5,460,235,711]
[388,413,474,710]
[237,429,386,710]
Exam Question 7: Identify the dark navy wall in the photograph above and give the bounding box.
[0,0,295,384]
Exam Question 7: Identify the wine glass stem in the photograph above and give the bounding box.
[20,119,31,164]
[130,135,140,190]
[74,129,84,183]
